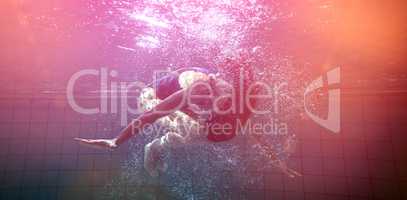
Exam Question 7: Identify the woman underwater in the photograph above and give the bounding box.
[75,57,301,178]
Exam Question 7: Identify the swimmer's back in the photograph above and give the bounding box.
[154,67,210,100]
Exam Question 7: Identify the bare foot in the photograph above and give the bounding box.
[74,138,118,150]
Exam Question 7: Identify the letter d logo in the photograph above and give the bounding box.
[304,67,341,133]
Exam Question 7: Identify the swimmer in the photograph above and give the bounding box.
[75,57,301,178]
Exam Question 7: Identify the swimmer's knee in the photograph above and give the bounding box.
[146,138,164,150]
[165,132,185,145]
[144,138,165,177]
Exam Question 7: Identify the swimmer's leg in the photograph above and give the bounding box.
[144,138,162,177]
[144,132,186,177]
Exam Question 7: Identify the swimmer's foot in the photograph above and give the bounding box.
[74,138,118,150]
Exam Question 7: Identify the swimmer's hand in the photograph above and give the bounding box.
[274,160,302,178]
[74,138,118,150]
[264,147,302,178]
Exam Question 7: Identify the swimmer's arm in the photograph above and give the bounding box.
[114,88,187,145]
[75,88,189,149]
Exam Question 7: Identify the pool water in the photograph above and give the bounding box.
[0,0,406,199]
